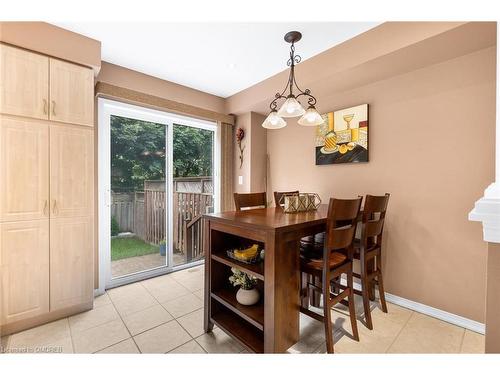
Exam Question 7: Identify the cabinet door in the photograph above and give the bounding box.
[49,58,94,127]
[50,216,93,310]
[0,117,49,222]
[0,220,49,325]
[50,124,94,218]
[0,44,49,120]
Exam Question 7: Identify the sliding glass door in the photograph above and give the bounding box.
[98,99,218,290]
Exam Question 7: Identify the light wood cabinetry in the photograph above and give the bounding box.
[49,59,94,127]
[0,44,94,333]
[50,216,93,311]
[0,44,49,120]
[50,124,94,218]
[0,220,50,325]
[0,117,49,222]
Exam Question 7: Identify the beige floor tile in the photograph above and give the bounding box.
[97,338,140,354]
[195,327,243,353]
[288,313,328,353]
[122,305,174,336]
[193,289,204,301]
[388,312,464,353]
[108,282,148,302]
[7,318,71,350]
[113,291,158,317]
[69,304,120,333]
[461,330,485,353]
[72,319,130,353]
[144,279,191,303]
[177,308,204,338]
[133,320,191,354]
[141,274,176,291]
[1,335,10,350]
[42,337,74,354]
[168,340,206,353]
[162,294,203,318]
[94,293,112,308]
[171,266,204,292]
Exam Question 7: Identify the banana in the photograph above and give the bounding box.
[234,244,259,260]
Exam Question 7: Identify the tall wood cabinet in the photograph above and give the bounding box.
[0,43,94,333]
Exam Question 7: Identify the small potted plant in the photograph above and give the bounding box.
[159,240,166,256]
[229,268,259,306]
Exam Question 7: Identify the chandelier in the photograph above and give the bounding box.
[262,31,324,129]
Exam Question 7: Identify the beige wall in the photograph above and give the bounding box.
[266,47,496,322]
[486,243,500,352]
[97,62,226,114]
[0,22,101,73]
[233,112,267,196]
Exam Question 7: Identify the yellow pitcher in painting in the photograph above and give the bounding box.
[324,130,337,151]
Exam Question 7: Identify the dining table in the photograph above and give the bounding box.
[202,204,375,353]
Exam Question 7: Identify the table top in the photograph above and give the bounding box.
[204,204,329,231]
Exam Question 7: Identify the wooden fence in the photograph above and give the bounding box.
[111,177,213,260]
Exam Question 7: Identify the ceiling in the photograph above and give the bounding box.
[52,22,380,98]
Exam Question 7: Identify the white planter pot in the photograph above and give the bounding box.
[236,287,260,306]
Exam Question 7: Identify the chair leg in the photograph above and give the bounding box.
[347,268,359,341]
[376,255,388,313]
[361,261,374,330]
[323,284,334,353]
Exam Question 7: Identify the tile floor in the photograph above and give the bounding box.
[0,265,485,354]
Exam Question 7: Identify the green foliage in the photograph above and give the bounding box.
[111,216,120,236]
[110,115,213,192]
[111,236,159,261]
[228,268,257,290]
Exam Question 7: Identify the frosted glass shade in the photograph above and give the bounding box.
[298,106,325,126]
[277,96,306,118]
[262,111,287,129]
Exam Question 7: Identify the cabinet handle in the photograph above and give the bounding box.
[52,200,58,215]
[51,101,56,116]
[43,99,48,115]
[43,200,48,216]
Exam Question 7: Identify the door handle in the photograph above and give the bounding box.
[51,101,56,116]
[43,99,48,115]
[43,200,48,216]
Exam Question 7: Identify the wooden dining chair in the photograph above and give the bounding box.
[233,192,267,211]
[352,193,390,330]
[273,190,299,207]
[300,197,362,353]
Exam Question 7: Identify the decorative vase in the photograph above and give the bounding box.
[236,287,259,306]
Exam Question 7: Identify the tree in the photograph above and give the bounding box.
[110,115,213,192]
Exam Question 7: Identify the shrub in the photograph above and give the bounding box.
[111,216,120,236]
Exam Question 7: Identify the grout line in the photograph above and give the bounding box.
[384,311,414,353]
[67,318,76,354]
[458,328,467,353]
[104,290,140,353]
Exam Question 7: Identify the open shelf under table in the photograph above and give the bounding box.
[211,253,264,280]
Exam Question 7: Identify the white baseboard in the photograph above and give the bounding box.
[346,279,485,334]
[384,292,485,335]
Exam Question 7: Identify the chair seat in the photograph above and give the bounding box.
[300,252,348,272]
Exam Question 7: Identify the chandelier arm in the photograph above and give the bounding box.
[295,92,317,107]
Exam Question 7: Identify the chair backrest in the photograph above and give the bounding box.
[324,197,363,262]
[274,190,299,207]
[234,192,267,211]
[360,193,390,250]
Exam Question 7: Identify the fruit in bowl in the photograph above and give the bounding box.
[233,244,259,261]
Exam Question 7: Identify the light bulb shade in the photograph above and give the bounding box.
[262,111,287,129]
[277,96,306,118]
[298,106,325,126]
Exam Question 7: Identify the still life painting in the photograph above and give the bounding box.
[315,104,368,165]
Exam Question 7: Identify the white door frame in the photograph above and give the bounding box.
[97,98,219,293]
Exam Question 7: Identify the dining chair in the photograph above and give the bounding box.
[273,190,299,207]
[351,193,390,330]
[300,197,362,353]
[233,192,267,211]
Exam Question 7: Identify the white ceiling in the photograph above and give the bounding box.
[52,22,380,98]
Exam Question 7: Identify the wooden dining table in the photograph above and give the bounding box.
[203,204,362,353]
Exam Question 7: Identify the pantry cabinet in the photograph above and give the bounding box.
[0,220,50,325]
[0,43,94,333]
[0,43,94,127]
[0,44,49,120]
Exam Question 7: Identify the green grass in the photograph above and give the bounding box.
[111,236,160,261]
